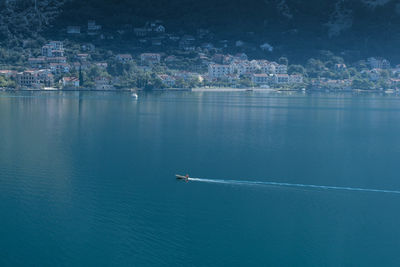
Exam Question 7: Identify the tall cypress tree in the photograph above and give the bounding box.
[79,66,83,87]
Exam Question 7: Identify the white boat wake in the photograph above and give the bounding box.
[187,178,400,195]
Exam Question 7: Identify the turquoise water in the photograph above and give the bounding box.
[1,91,400,266]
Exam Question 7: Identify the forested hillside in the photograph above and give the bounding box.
[1,0,400,61]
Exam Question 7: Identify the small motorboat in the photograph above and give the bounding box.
[176,174,189,182]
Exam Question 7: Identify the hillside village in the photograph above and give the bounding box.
[1,19,400,91]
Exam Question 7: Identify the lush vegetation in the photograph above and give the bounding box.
[2,0,400,63]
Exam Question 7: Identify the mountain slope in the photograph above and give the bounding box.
[0,0,68,40]
[1,0,400,60]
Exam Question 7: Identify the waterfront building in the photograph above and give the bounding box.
[95,76,114,90]
[273,74,290,84]
[252,73,270,85]
[208,64,234,79]
[62,77,80,88]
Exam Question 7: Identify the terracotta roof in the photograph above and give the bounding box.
[63,77,79,82]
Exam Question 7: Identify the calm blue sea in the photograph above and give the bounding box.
[1,91,400,266]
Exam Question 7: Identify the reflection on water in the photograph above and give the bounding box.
[1,91,400,266]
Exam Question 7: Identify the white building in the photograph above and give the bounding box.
[275,64,288,74]
[48,41,63,51]
[95,76,113,90]
[49,63,70,74]
[273,74,290,84]
[208,64,234,79]
[258,61,276,74]
[41,41,64,57]
[252,74,270,85]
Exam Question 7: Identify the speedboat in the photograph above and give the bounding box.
[176,174,189,182]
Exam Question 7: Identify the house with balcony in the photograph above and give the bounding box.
[49,63,70,74]
[275,64,288,74]
[16,70,40,88]
[48,41,63,51]
[95,76,114,90]
[252,74,270,85]
[16,70,54,89]
[208,64,234,79]
[272,74,290,84]
[42,41,64,58]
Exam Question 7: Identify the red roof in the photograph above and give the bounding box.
[63,77,79,82]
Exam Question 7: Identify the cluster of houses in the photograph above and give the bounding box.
[133,21,166,37]
[63,17,280,58]
[114,52,162,65]
[17,41,80,89]
[309,57,400,90]
[360,57,393,82]
[207,54,303,86]
[0,39,303,89]
[5,29,400,91]
[11,40,126,89]
[10,41,68,88]
[7,41,94,89]
[65,19,230,53]
[367,57,391,69]
[28,41,68,72]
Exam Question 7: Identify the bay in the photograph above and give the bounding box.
[1,91,400,266]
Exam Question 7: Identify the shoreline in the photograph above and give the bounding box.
[0,87,398,94]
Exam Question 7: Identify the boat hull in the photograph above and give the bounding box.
[176,174,188,180]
